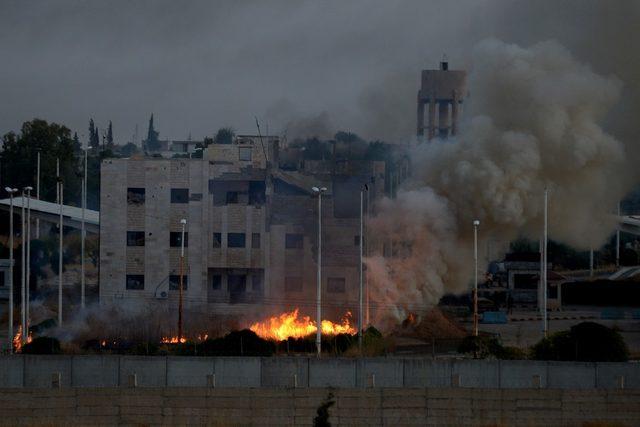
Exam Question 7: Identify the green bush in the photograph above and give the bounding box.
[22,337,61,354]
[531,322,629,362]
[458,335,527,359]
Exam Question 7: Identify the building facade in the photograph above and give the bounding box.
[99,137,386,319]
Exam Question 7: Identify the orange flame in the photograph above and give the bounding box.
[12,326,33,353]
[160,334,208,344]
[250,309,355,341]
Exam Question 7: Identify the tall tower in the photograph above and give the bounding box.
[417,60,467,140]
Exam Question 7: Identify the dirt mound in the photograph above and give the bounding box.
[395,308,467,340]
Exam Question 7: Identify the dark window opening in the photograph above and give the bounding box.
[169,275,188,291]
[211,275,222,290]
[285,276,303,292]
[327,277,346,293]
[126,275,144,290]
[513,273,538,290]
[249,181,266,205]
[239,146,252,161]
[354,235,360,246]
[0,271,5,287]
[171,188,189,204]
[252,233,261,249]
[170,232,188,247]
[213,233,222,248]
[228,275,247,304]
[285,233,303,249]
[252,274,263,293]
[226,191,239,204]
[127,188,145,205]
[127,231,145,246]
[228,233,245,248]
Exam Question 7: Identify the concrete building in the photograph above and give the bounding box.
[99,136,386,318]
[417,60,467,140]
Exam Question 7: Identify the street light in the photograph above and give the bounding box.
[542,188,548,337]
[473,219,480,337]
[22,186,33,341]
[312,186,327,357]
[5,187,17,352]
[359,184,369,354]
[178,218,187,342]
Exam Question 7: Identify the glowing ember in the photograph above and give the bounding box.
[250,309,355,341]
[160,334,209,344]
[12,326,33,353]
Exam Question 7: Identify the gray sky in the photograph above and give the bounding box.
[0,1,637,144]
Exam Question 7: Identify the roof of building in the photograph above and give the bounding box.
[0,197,99,225]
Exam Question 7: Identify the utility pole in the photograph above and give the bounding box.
[81,147,87,309]
[20,190,26,341]
[6,187,17,352]
[36,151,40,239]
[58,179,63,327]
[473,220,480,337]
[178,219,186,341]
[616,201,621,268]
[312,186,327,357]
[365,185,370,326]
[543,188,548,337]
[24,187,32,339]
[358,186,367,353]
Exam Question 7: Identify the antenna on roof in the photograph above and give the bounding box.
[255,116,268,164]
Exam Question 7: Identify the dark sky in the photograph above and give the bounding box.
[1,1,638,144]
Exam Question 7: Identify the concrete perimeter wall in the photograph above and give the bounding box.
[0,387,639,426]
[0,355,639,389]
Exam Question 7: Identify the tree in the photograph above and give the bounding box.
[145,114,161,152]
[119,142,139,157]
[1,119,81,204]
[73,132,82,154]
[88,118,99,150]
[106,120,114,149]
[531,322,629,362]
[213,127,234,145]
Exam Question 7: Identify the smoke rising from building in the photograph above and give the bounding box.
[368,39,633,318]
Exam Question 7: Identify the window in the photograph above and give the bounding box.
[127,231,145,246]
[127,188,145,205]
[169,275,188,291]
[252,233,261,249]
[226,191,239,204]
[239,146,252,161]
[228,275,247,304]
[285,277,303,292]
[354,235,361,247]
[211,275,222,290]
[327,277,346,293]
[248,181,266,205]
[126,275,144,290]
[171,188,189,204]
[285,233,303,249]
[170,232,188,247]
[0,271,5,287]
[213,233,222,248]
[227,233,245,248]
[252,274,263,293]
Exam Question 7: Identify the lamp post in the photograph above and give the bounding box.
[36,151,40,239]
[359,184,368,353]
[58,177,63,327]
[5,187,17,352]
[473,219,480,337]
[20,189,26,341]
[312,186,327,357]
[542,188,548,337]
[178,218,187,342]
[23,186,33,340]
[81,147,87,309]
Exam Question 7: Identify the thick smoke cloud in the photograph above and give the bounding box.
[368,39,632,318]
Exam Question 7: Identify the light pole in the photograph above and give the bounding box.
[6,187,17,352]
[23,186,32,341]
[58,177,64,327]
[473,220,480,337]
[542,188,548,337]
[35,151,40,239]
[312,186,327,357]
[20,189,26,341]
[81,147,87,309]
[178,218,186,341]
[359,184,368,353]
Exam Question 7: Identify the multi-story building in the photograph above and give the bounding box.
[99,136,386,319]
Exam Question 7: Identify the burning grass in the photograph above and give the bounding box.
[249,308,355,341]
